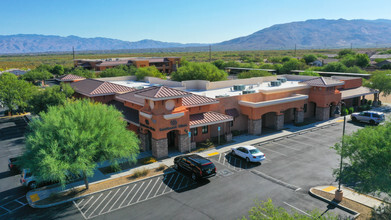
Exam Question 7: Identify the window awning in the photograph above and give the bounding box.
[340,87,378,100]
[189,111,233,128]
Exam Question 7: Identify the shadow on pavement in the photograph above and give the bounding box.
[163,168,210,193]
[224,153,262,170]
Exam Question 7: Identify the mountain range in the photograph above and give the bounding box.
[1,19,391,54]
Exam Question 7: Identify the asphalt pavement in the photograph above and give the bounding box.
[1,111,389,219]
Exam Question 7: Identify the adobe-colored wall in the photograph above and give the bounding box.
[308,87,341,107]
[127,123,139,134]
[133,60,150,68]
[340,78,362,89]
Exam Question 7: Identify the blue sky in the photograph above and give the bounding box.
[1,0,391,43]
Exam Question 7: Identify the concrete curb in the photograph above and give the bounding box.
[28,169,176,208]
[308,188,360,219]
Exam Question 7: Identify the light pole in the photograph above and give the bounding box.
[334,103,346,201]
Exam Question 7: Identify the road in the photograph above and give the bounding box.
[0,115,376,219]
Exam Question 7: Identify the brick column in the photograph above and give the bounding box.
[248,118,262,135]
[139,133,147,151]
[178,133,190,153]
[275,114,284,130]
[294,110,304,124]
[316,107,330,121]
[152,138,168,159]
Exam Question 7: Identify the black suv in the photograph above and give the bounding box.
[174,154,216,181]
[8,156,22,174]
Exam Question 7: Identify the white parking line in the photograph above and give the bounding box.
[222,154,226,165]
[99,188,121,215]
[163,174,175,192]
[154,179,165,197]
[88,191,112,218]
[84,194,103,215]
[119,184,137,208]
[172,175,185,191]
[128,182,145,206]
[15,200,26,206]
[218,153,222,163]
[76,199,85,206]
[136,179,153,202]
[73,200,87,220]
[0,206,11,212]
[283,202,311,217]
[81,196,94,210]
[108,185,129,211]
[145,178,160,199]
[169,174,180,192]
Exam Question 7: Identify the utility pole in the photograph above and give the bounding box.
[209,45,212,62]
[294,44,297,57]
[72,46,75,60]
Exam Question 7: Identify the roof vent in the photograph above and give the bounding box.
[270,81,282,87]
[215,94,230,98]
[233,84,246,91]
[242,90,256,94]
[277,77,287,83]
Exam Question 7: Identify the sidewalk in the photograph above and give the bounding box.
[309,185,387,219]
[26,105,391,208]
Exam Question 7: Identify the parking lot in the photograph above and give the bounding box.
[73,171,196,219]
[1,114,384,219]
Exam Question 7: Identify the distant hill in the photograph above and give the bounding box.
[0,34,207,54]
[1,19,391,54]
[216,19,391,50]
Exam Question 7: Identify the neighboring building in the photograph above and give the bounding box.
[56,74,86,83]
[375,59,391,68]
[74,57,181,73]
[370,54,391,60]
[70,75,378,159]
[0,69,29,76]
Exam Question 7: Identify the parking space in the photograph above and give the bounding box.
[73,171,195,219]
[0,195,28,217]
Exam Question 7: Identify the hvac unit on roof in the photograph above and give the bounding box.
[277,77,287,83]
[270,81,282,87]
[242,90,256,94]
[215,94,230,98]
[233,84,246,91]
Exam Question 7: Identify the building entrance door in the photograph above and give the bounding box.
[167,130,178,151]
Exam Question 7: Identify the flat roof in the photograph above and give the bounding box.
[187,81,307,98]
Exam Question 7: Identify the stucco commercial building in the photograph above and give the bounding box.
[70,74,378,159]
[74,57,181,73]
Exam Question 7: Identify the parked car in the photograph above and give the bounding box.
[351,111,385,125]
[8,156,22,173]
[20,169,82,190]
[174,154,216,181]
[231,146,266,163]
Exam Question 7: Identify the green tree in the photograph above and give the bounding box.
[99,65,136,78]
[28,83,74,114]
[135,66,166,80]
[20,69,53,85]
[355,53,370,68]
[21,99,140,189]
[171,62,228,82]
[340,54,357,67]
[299,70,320,76]
[303,54,317,64]
[366,71,391,97]
[259,63,275,69]
[0,72,37,115]
[242,199,338,220]
[67,67,97,78]
[338,49,356,58]
[322,62,347,72]
[212,60,225,69]
[371,204,391,220]
[52,65,65,75]
[333,122,391,197]
[238,70,272,79]
[279,58,304,74]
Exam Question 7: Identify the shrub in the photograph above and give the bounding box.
[232,130,242,136]
[367,100,373,106]
[155,164,166,171]
[341,107,349,116]
[140,156,157,165]
[135,66,166,80]
[133,168,150,178]
[237,70,272,79]
[348,107,354,114]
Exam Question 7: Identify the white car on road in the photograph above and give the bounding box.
[231,146,266,163]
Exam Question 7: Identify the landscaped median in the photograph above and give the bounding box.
[27,163,170,208]
[309,186,385,220]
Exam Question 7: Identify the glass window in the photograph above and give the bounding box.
[230,121,234,127]
[193,128,198,136]
[304,104,307,113]
[202,126,208,134]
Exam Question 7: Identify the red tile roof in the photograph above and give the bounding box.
[302,77,344,87]
[116,90,145,106]
[182,94,219,107]
[71,79,135,96]
[189,111,233,128]
[134,86,191,100]
[57,74,86,82]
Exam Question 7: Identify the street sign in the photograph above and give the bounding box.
[218,126,221,131]
[188,131,191,137]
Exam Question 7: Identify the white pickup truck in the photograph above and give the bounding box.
[351,111,385,125]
